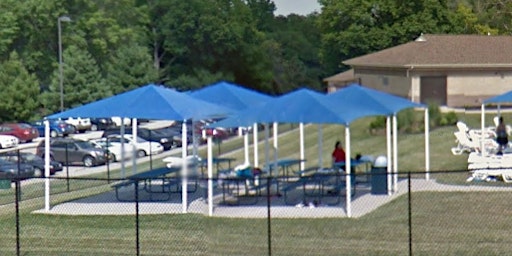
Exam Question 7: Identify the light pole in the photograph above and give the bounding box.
[58,16,71,112]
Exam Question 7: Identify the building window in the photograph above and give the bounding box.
[382,77,389,86]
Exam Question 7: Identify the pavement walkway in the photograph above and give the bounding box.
[33,178,512,218]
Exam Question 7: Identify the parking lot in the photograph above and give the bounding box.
[0,120,185,180]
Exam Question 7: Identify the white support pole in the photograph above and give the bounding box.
[181,120,188,213]
[386,116,392,195]
[207,136,213,216]
[244,129,249,165]
[392,115,398,192]
[273,122,278,176]
[192,120,198,157]
[120,118,125,178]
[132,118,138,175]
[345,126,352,218]
[264,123,270,172]
[318,125,323,168]
[192,119,198,176]
[299,123,305,171]
[253,123,259,167]
[481,104,485,157]
[424,108,430,180]
[44,120,50,211]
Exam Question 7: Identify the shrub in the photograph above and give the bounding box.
[428,103,442,127]
[369,116,386,131]
[397,108,416,131]
[442,111,458,126]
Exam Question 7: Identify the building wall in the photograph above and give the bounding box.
[354,73,412,99]
[447,71,512,107]
[332,68,512,107]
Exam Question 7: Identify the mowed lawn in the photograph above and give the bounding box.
[1,111,512,255]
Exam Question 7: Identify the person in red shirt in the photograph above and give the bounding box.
[332,140,346,164]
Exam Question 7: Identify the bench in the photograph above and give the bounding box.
[111,167,181,202]
[220,176,277,206]
[281,172,357,206]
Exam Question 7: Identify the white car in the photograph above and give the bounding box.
[111,117,132,127]
[162,155,202,168]
[0,135,19,149]
[89,138,135,162]
[64,117,92,133]
[106,134,163,158]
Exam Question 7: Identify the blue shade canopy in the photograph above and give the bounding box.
[188,81,273,110]
[483,91,512,104]
[327,83,425,115]
[207,105,267,128]
[47,84,233,120]
[209,88,384,128]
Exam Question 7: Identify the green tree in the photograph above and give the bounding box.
[464,0,512,34]
[105,43,159,94]
[266,14,324,93]
[318,0,465,73]
[8,0,67,85]
[149,0,272,92]
[65,0,149,70]
[0,52,40,122]
[42,45,107,114]
[0,0,19,56]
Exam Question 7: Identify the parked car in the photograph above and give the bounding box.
[63,117,91,133]
[0,123,39,143]
[102,127,176,150]
[111,117,131,127]
[163,122,207,145]
[0,158,34,180]
[106,134,164,157]
[89,137,135,162]
[35,138,108,167]
[31,120,76,138]
[89,118,115,131]
[0,135,19,149]
[0,152,62,177]
[152,127,184,147]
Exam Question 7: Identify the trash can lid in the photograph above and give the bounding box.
[373,155,387,168]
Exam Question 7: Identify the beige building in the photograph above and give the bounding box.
[324,34,512,107]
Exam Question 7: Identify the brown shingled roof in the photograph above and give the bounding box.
[343,34,512,67]
[323,69,354,82]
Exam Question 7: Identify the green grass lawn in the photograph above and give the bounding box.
[1,112,512,255]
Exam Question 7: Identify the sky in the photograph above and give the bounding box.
[272,0,321,16]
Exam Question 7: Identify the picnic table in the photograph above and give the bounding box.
[219,173,275,206]
[333,158,373,184]
[265,158,306,178]
[281,168,356,206]
[112,166,181,202]
[199,157,237,177]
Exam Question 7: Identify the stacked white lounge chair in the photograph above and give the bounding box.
[451,121,497,155]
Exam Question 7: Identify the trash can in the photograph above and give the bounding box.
[371,156,388,195]
[0,179,11,190]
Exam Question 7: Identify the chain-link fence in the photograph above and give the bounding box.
[1,169,512,255]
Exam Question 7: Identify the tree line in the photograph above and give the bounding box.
[0,0,506,122]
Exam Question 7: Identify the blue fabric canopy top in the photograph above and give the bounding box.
[189,81,273,111]
[209,88,387,128]
[484,90,512,104]
[327,83,425,115]
[47,84,233,121]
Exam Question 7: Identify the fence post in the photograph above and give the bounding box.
[65,143,70,192]
[135,181,140,256]
[15,179,20,256]
[408,171,412,256]
[267,176,272,256]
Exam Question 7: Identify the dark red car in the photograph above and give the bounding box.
[0,123,40,143]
